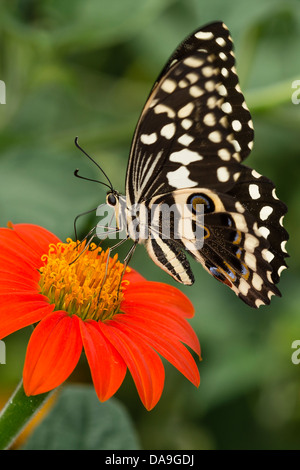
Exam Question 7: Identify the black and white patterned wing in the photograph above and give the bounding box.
[145,178,288,308]
[124,21,288,307]
[125,21,253,207]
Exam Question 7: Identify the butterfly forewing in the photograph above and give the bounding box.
[120,22,288,308]
[126,22,254,207]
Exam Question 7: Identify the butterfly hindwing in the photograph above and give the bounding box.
[145,179,287,307]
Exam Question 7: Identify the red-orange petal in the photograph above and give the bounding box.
[0,296,54,340]
[0,272,40,291]
[118,304,200,355]
[0,229,43,271]
[8,223,61,259]
[122,281,195,318]
[100,320,165,410]
[123,268,145,285]
[79,319,127,402]
[23,311,83,396]
[113,314,200,387]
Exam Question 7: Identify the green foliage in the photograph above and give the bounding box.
[0,0,300,450]
[22,385,140,450]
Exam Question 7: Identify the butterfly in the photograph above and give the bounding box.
[76,21,289,308]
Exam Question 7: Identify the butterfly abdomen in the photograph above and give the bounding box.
[145,236,195,285]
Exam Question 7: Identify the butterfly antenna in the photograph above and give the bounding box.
[75,137,114,190]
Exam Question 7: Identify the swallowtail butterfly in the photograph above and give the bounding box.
[78,22,289,308]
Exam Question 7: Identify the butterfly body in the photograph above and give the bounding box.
[102,21,289,308]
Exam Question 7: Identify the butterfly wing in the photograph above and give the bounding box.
[125,21,288,307]
[145,175,288,307]
[125,21,253,206]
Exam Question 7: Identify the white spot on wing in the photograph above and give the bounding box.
[189,86,204,98]
[205,80,215,92]
[244,234,259,252]
[186,73,199,84]
[258,226,270,239]
[208,130,222,143]
[235,201,245,213]
[217,166,230,182]
[179,79,188,88]
[181,119,193,130]
[251,170,261,179]
[178,102,194,118]
[216,37,226,46]
[140,133,157,145]
[167,166,198,189]
[178,134,194,146]
[232,139,241,153]
[169,149,203,165]
[221,67,229,77]
[262,249,274,263]
[221,102,232,113]
[161,123,176,140]
[203,113,216,126]
[184,57,204,68]
[252,273,263,290]
[218,148,231,160]
[249,184,261,200]
[239,278,249,296]
[278,265,287,276]
[281,240,288,253]
[195,31,214,40]
[218,84,227,96]
[259,205,273,221]
[202,66,214,77]
[232,120,242,131]
[245,252,257,271]
[219,52,227,61]
[161,79,177,93]
[154,104,176,118]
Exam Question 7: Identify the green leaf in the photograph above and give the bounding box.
[0,145,105,240]
[22,385,141,450]
[3,0,176,53]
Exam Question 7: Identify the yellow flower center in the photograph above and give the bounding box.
[38,239,128,321]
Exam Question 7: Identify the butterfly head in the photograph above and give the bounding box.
[106,191,118,207]
[106,190,128,234]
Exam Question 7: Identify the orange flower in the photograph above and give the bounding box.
[0,223,200,410]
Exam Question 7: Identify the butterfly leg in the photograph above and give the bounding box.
[73,207,98,242]
[69,230,97,265]
[115,241,138,297]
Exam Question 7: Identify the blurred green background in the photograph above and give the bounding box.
[0,0,300,450]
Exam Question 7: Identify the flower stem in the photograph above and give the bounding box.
[0,379,52,450]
